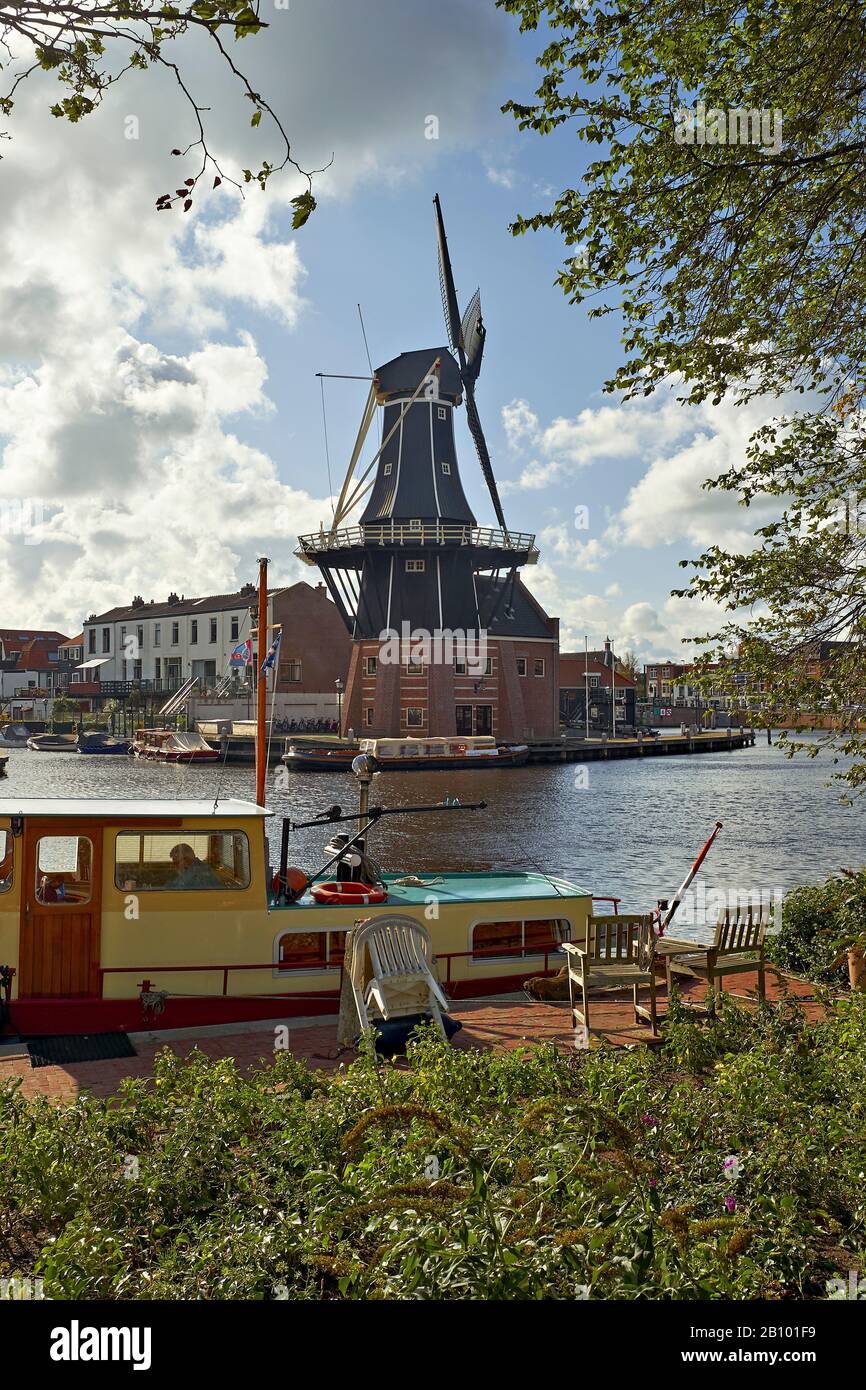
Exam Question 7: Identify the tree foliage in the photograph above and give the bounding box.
[0,3,323,220]
[497,0,866,785]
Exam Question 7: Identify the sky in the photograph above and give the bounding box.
[0,0,780,659]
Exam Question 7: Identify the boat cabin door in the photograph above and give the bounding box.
[19,823,103,997]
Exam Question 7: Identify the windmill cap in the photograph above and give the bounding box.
[374,348,463,402]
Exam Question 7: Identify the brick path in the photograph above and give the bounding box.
[0,968,822,1104]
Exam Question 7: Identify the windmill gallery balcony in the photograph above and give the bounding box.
[296,522,539,567]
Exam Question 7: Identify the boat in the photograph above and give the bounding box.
[77,731,131,755]
[0,776,594,1036]
[283,735,530,772]
[26,733,79,752]
[0,724,29,748]
[131,729,220,763]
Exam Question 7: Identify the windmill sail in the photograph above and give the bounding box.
[460,288,485,384]
[435,194,463,354]
[433,195,507,533]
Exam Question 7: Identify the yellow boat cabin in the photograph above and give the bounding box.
[0,794,593,1036]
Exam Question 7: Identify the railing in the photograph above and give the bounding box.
[296,522,539,560]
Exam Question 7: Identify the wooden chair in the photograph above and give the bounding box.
[562,914,657,1038]
[667,901,769,1009]
[349,915,449,1038]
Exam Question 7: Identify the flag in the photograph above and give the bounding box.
[261,630,282,675]
[230,639,251,668]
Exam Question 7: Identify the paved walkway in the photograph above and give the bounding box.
[0,968,822,1104]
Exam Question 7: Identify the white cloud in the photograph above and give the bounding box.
[0,1,511,629]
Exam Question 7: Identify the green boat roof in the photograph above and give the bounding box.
[283,870,590,910]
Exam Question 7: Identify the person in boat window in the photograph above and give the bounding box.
[169,843,221,890]
[38,874,65,903]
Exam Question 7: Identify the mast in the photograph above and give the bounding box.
[255,556,269,808]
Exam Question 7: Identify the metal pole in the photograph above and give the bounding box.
[584,635,590,740]
[255,557,269,808]
[611,638,616,738]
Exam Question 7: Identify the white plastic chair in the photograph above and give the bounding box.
[349,915,448,1038]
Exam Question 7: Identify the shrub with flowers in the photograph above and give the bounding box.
[1,990,864,1300]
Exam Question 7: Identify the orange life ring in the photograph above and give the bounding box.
[310,880,387,906]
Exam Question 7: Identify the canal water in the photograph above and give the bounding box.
[2,735,863,934]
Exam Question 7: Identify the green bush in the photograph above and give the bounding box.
[768,869,866,984]
[1,998,865,1300]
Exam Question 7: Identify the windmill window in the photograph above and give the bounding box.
[516,656,527,677]
[365,707,374,726]
[534,659,546,677]
[438,407,447,420]
[405,708,424,728]
[441,461,451,475]
[405,559,425,573]
[409,519,422,531]
[366,656,378,676]
[383,462,392,476]
[406,661,424,675]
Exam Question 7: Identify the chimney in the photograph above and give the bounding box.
[604,636,612,667]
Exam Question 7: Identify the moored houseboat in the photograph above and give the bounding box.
[283,735,530,773]
[131,729,220,763]
[0,783,594,1037]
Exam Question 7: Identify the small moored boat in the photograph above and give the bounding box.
[77,731,131,755]
[26,733,78,752]
[131,729,220,763]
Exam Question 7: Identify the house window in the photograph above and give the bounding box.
[88,629,96,654]
[438,407,447,420]
[101,628,110,653]
[276,928,346,973]
[153,624,161,648]
[405,707,424,728]
[171,622,179,646]
[114,831,251,891]
[471,918,571,962]
[137,626,144,651]
[366,656,378,676]
[441,461,451,475]
[154,658,161,679]
[365,707,374,727]
[588,673,600,688]
[190,620,198,645]
[35,836,93,906]
[231,616,240,640]
[383,462,393,476]
[120,626,126,650]
[284,660,302,683]
[516,656,527,677]
[534,659,545,677]
[405,559,425,572]
[210,618,217,643]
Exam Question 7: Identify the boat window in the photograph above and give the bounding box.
[115,831,250,892]
[276,928,346,972]
[471,918,571,962]
[35,836,92,906]
[0,830,12,893]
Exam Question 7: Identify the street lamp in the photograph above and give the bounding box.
[335,677,344,737]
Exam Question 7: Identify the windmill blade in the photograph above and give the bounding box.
[465,385,508,532]
[460,289,485,384]
[434,193,464,357]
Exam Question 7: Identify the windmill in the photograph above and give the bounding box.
[295,196,549,738]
